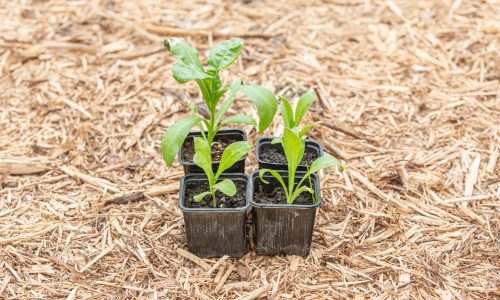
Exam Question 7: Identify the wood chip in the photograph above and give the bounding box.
[177,249,211,271]
[0,157,52,175]
[59,165,120,193]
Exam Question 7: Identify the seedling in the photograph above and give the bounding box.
[192,138,251,207]
[161,38,277,167]
[271,91,320,145]
[259,128,342,204]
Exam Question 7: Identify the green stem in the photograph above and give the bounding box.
[306,163,316,204]
[208,107,216,145]
[287,167,295,205]
[198,121,207,140]
[211,190,217,208]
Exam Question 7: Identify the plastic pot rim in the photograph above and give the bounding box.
[179,173,251,213]
[250,170,322,209]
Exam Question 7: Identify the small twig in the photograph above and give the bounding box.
[236,285,271,300]
[177,249,211,271]
[103,192,145,207]
[59,165,120,193]
[324,122,379,144]
[146,25,275,39]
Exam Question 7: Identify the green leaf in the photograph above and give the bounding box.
[222,114,257,126]
[206,75,222,97]
[165,39,213,107]
[299,121,322,138]
[213,179,236,196]
[309,155,342,174]
[271,137,282,145]
[193,137,214,180]
[208,38,244,72]
[239,85,277,133]
[214,86,228,103]
[214,79,242,127]
[258,169,289,200]
[215,141,251,178]
[193,191,211,203]
[283,128,304,170]
[289,185,314,205]
[294,91,315,125]
[283,128,305,194]
[167,38,203,69]
[172,61,209,83]
[280,97,295,128]
[161,116,200,166]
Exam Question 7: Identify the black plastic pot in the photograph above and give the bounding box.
[251,171,321,256]
[179,173,251,258]
[255,137,323,172]
[179,129,247,174]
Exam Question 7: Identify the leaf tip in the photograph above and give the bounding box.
[163,39,171,51]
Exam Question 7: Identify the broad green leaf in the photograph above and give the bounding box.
[239,85,277,133]
[215,141,251,178]
[222,114,257,126]
[214,79,242,127]
[193,137,214,180]
[213,179,236,196]
[294,91,315,125]
[283,128,305,193]
[208,38,244,72]
[193,191,211,203]
[271,137,282,145]
[280,97,294,128]
[258,169,288,200]
[166,38,203,69]
[172,61,209,83]
[289,185,314,205]
[165,39,213,107]
[309,155,342,174]
[161,116,200,166]
[206,74,222,97]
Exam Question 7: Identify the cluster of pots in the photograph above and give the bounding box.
[178,129,324,258]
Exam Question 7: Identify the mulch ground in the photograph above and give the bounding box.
[0,0,499,299]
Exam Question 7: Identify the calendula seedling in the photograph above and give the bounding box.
[271,91,320,145]
[161,38,277,167]
[192,138,251,207]
[259,128,343,204]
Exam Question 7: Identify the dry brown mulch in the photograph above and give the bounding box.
[0,0,499,299]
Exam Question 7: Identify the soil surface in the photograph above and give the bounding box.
[259,143,318,165]
[253,177,315,205]
[182,134,241,162]
[184,179,246,208]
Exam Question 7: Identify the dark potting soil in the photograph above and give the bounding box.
[253,177,315,205]
[259,144,318,165]
[184,180,246,208]
[182,135,240,162]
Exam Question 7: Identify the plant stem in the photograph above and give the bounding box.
[208,107,216,144]
[211,191,217,208]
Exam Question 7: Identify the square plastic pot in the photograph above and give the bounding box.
[255,137,323,172]
[179,129,247,174]
[251,171,321,256]
[179,173,251,258]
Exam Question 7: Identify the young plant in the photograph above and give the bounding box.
[192,138,251,207]
[272,91,320,145]
[161,38,277,167]
[259,128,343,204]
